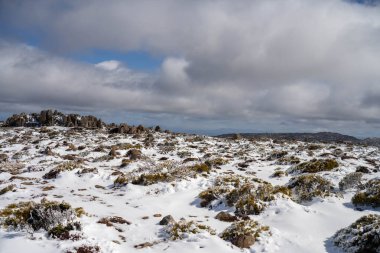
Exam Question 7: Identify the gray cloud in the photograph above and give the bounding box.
[1,0,380,135]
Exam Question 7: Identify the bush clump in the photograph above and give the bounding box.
[191,163,211,173]
[333,214,380,253]
[287,174,334,203]
[220,220,270,248]
[198,175,287,215]
[271,170,287,178]
[287,159,338,174]
[131,172,171,186]
[267,151,288,161]
[113,175,128,186]
[352,178,380,207]
[339,172,363,191]
[0,199,81,233]
[48,222,81,240]
[164,220,216,240]
[0,184,16,195]
[276,156,300,165]
[43,161,82,179]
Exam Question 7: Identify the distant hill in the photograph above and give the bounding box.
[217,132,380,147]
[217,132,359,143]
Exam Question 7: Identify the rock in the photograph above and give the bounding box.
[356,166,371,174]
[126,149,142,160]
[159,215,175,225]
[43,147,54,156]
[4,110,103,128]
[215,211,238,222]
[43,168,61,179]
[109,123,148,134]
[134,242,154,249]
[0,153,8,163]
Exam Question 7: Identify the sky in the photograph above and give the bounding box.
[0,0,380,137]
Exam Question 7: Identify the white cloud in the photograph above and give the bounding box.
[95,60,122,71]
[1,0,380,134]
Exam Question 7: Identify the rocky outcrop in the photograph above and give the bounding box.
[109,123,151,135]
[4,110,103,128]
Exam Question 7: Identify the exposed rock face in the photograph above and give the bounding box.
[4,110,103,128]
[109,123,147,134]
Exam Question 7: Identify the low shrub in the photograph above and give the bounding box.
[287,174,334,203]
[352,178,380,207]
[333,214,380,253]
[220,219,270,248]
[287,159,338,174]
[164,220,216,240]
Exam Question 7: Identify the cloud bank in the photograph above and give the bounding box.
[1,0,380,135]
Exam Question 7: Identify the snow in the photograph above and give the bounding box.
[0,127,379,253]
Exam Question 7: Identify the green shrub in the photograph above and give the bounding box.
[132,173,171,186]
[333,214,380,253]
[288,174,334,203]
[287,159,338,174]
[164,220,216,240]
[352,179,380,207]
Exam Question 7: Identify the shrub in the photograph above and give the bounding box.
[191,163,211,173]
[271,170,287,178]
[164,220,216,240]
[338,172,363,191]
[287,159,338,174]
[220,220,270,248]
[276,156,301,165]
[0,184,16,195]
[131,172,171,186]
[199,175,283,215]
[267,151,288,161]
[48,222,81,240]
[352,179,380,207]
[287,174,334,203]
[43,161,82,179]
[113,175,128,186]
[0,199,80,232]
[333,214,380,253]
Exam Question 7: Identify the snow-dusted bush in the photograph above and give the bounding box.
[198,175,289,215]
[352,178,380,207]
[220,219,271,248]
[287,159,338,174]
[333,214,380,253]
[338,172,363,191]
[163,220,216,240]
[0,199,81,233]
[288,174,334,203]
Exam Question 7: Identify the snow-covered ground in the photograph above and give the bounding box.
[0,127,379,253]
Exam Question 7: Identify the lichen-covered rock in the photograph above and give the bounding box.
[352,178,380,207]
[287,174,334,203]
[220,220,270,248]
[333,214,380,253]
